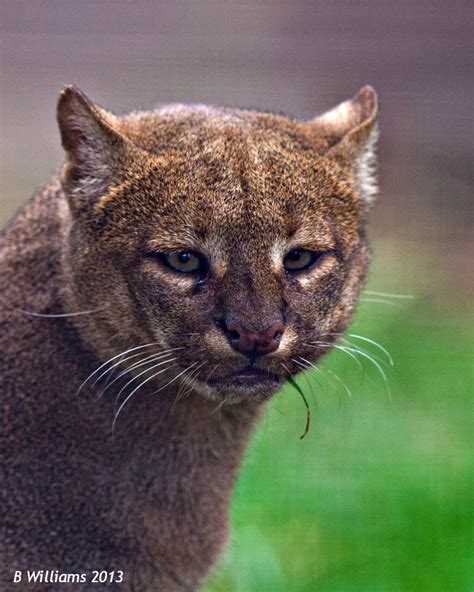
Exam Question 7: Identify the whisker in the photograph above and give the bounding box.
[114,349,180,378]
[339,345,391,399]
[293,357,325,395]
[311,333,392,396]
[364,290,415,299]
[297,356,312,369]
[204,364,221,383]
[177,362,204,399]
[315,333,388,367]
[17,307,103,318]
[181,372,200,400]
[113,356,179,411]
[76,342,162,396]
[93,346,176,391]
[320,367,353,399]
[99,361,122,394]
[96,348,183,400]
[112,363,178,433]
[307,341,364,371]
[359,297,398,306]
[298,356,351,407]
[149,361,199,398]
[211,398,226,419]
[172,362,206,410]
[348,333,394,367]
[340,340,389,368]
[312,366,344,410]
[300,362,320,408]
[175,332,202,337]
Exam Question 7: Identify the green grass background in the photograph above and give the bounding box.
[207,261,473,591]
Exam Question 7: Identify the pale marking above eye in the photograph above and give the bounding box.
[213,263,227,279]
[270,243,287,274]
[201,236,227,278]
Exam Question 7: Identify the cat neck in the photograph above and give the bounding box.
[83,382,263,586]
[91,380,263,489]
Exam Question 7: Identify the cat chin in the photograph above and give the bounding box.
[193,378,281,405]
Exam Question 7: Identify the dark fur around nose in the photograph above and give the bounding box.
[222,317,284,357]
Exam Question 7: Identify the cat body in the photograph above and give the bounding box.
[1,86,378,590]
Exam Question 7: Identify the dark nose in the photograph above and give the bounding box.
[223,318,285,357]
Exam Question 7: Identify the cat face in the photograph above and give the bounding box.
[58,87,378,403]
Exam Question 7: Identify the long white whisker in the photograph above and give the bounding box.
[359,298,398,306]
[76,342,161,396]
[17,307,103,318]
[172,362,206,409]
[99,360,122,394]
[339,346,391,399]
[177,363,203,399]
[297,358,346,409]
[310,365,344,409]
[96,348,184,399]
[308,341,364,371]
[293,358,307,369]
[364,290,415,299]
[340,340,389,368]
[296,357,329,393]
[348,333,394,366]
[298,360,319,404]
[111,363,178,433]
[333,344,364,371]
[320,367,352,399]
[149,362,199,398]
[94,346,173,389]
[115,349,180,378]
[113,356,179,411]
[168,350,207,407]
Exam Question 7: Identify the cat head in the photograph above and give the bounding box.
[57,85,378,404]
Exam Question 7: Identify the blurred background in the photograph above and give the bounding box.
[1,1,472,590]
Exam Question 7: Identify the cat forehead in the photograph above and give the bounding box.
[135,152,339,237]
[141,175,337,255]
[97,106,362,249]
[109,121,352,249]
[120,105,315,157]
[128,117,341,207]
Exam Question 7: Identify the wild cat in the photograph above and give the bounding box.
[1,85,378,590]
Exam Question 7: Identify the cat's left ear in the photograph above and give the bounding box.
[306,86,379,208]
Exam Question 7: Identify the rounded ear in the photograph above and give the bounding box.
[305,86,379,208]
[56,85,133,214]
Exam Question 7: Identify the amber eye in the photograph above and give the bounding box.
[162,251,207,274]
[284,249,321,272]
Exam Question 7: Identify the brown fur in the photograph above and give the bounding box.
[1,86,378,590]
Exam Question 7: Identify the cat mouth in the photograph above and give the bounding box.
[207,366,280,386]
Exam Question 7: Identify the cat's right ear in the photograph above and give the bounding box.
[57,86,135,215]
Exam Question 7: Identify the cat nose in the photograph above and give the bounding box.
[223,318,285,357]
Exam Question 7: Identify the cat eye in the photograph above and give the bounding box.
[161,251,208,274]
[283,249,322,272]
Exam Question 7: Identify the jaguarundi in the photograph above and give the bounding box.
[1,85,378,590]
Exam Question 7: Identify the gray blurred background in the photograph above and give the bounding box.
[1,1,472,302]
